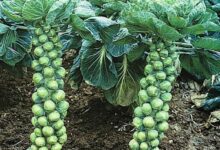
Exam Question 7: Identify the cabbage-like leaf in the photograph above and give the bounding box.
[192,38,220,51]
[74,1,96,18]
[0,23,9,34]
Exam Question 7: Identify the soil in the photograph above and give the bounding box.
[0,67,220,150]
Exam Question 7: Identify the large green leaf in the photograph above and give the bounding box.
[74,1,96,19]
[80,45,118,90]
[192,38,220,51]
[0,23,9,34]
[22,0,55,21]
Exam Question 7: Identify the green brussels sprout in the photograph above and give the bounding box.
[33,73,43,85]
[57,79,64,89]
[39,147,48,150]
[133,117,143,129]
[150,98,163,110]
[43,42,54,51]
[32,60,42,71]
[140,78,148,88]
[39,57,50,66]
[31,117,38,127]
[39,34,48,43]
[38,116,48,127]
[37,87,49,99]
[32,92,41,104]
[48,29,56,37]
[46,80,59,90]
[55,42,62,48]
[150,44,156,51]
[157,42,164,49]
[134,106,144,117]
[43,67,54,78]
[143,116,155,128]
[32,37,39,46]
[137,131,146,142]
[30,132,37,143]
[159,133,165,140]
[129,139,139,150]
[147,86,159,97]
[158,121,169,132]
[57,101,69,113]
[43,25,51,32]
[150,139,160,147]
[35,137,46,147]
[162,103,170,111]
[42,126,54,137]
[52,120,64,130]
[163,57,173,67]
[51,143,62,150]
[140,142,149,150]
[56,67,66,78]
[47,135,58,145]
[146,75,156,85]
[35,28,43,36]
[171,52,178,60]
[159,49,169,58]
[32,104,44,116]
[59,133,67,144]
[52,58,62,68]
[44,100,56,112]
[169,46,176,53]
[165,66,176,76]
[160,93,172,102]
[156,71,166,80]
[144,64,153,75]
[167,75,176,83]
[30,145,38,150]
[133,131,139,141]
[34,128,42,137]
[147,130,159,140]
[56,126,66,137]
[52,90,65,102]
[153,61,163,70]
[141,103,152,115]
[149,51,160,61]
[159,81,172,92]
[48,51,58,59]
[155,111,169,122]
[138,90,149,103]
[34,47,44,57]
[51,36,59,43]
[48,111,61,122]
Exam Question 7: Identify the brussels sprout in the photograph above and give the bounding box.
[33,73,43,85]
[140,142,148,150]
[137,131,146,142]
[32,104,44,116]
[52,90,65,102]
[39,34,48,43]
[48,29,56,37]
[149,51,160,61]
[141,103,152,115]
[51,143,62,150]
[138,90,149,103]
[48,51,58,59]
[155,111,169,122]
[133,117,143,129]
[133,131,139,141]
[47,135,58,145]
[169,46,176,53]
[43,25,51,32]
[157,42,164,49]
[159,81,172,92]
[32,37,39,46]
[147,86,159,97]
[35,137,46,147]
[156,71,166,80]
[37,87,49,99]
[34,128,42,137]
[160,93,172,102]
[48,111,61,122]
[162,103,170,111]
[51,36,59,43]
[165,66,176,76]
[146,75,156,85]
[32,92,41,103]
[57,79,64,89]
[43,67,54,78]
[44,100,56,112]
[34,47,44,57]
[151,98,163,110]
[153,61,163,70]
[30,145,38,150]
[31,117,38,127]
[129,139,139,150]
[147,130,158,140]
[42,126,54,137]
[47,80,59,90]
[39,147,48,150]
[150,139,160,147]
[35,28,43,35]
[159,49,169,58]
[163,57,173,67]
[52,58,62,68]
[38,116,48,127]
[158,121,169,132]
[43,42,54,51]
[150,44,156,51]
[140,78,148,88]
[143,116,155,128]
[134,107,144,117]
[55,42,63,48]
[52,120,64,130]
[56,126,66,137]
[144,64,153,75]
[171,53,178,60]
[59,133,67,144]
[159,133,165,140]
[57,101,69,113]
[167,75,176,83]
[32,60,42,71]
[30,132,37,143]
[56,67,66,78]
[39,57,50,66]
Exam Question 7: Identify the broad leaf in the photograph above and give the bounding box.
[74,1,96,19]
[192,38,220,51]
[0,23,9,34]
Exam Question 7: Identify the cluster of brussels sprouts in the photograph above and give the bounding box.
[129,40,178,150]
[30,22,69,150]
